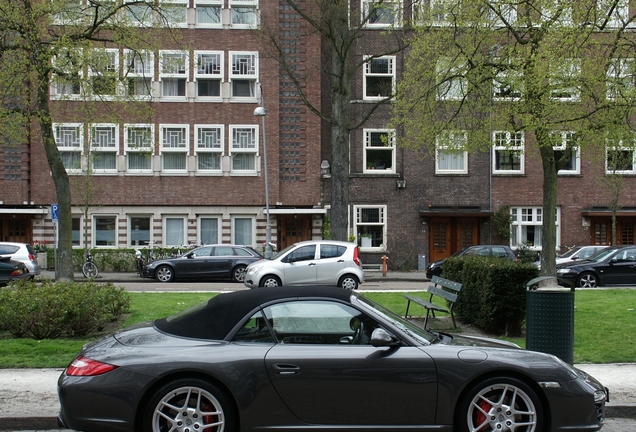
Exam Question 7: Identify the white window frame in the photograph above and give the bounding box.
[541,0,573,26]
[93,214,118,248]
[87,48,120,100]
[195,124,224,173]
[198,215,221,245]
[89,123,119,174]
[363,55,396,101]
[229,0,259,29]
[510,207,560,251]
[492,131,525,174]
[163,215,187,246]
[435,130,468,174]
[436,57,467,101]
[229,51,258,101]
[550,58,581,102]
[72,215,83,247]
[194,0,223,28]
[230,125,258,174]
[160,124,190,174]
[195,51,224,101]
[50,50,83,100]
[605,141,636,175]
[53,123,84,174]
[354,205,387,251]
[552,131,580,175]
[430,0,459,26]
[492,60,523,101]
[129,215,152,247]
[232,215,255,246]
[52,0,86,25]
[487,0,517,26]
[123,50,154,100]
[362,0,402,28]
[363,129,396,174]
[160,0,188,27]
[160,50,189,101]
[606,57,635,101]
[124,0,154,26]
[598,0,629,29]
[124,124,154,174]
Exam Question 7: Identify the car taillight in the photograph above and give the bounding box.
[66,356,118,376]
[28,253,36,262]
[10,268,26,276]
[353,247,361,267]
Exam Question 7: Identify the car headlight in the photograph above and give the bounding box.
[247,264,263,273]
[556,268,571,274]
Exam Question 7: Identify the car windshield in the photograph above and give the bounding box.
[558,246,582,259]
[270,243,297,260]
[353,293,437,344]
[587,248,617,263]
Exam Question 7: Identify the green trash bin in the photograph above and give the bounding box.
[526,276,575,364]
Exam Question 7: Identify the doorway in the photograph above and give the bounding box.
[0,216,33,244]
[429,217,479,263]
[277,215,312,250]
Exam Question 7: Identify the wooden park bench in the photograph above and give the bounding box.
[404,275,463,329]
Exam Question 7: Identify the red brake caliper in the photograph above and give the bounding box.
[475,400,492,427]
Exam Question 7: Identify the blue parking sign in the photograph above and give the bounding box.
[51,204,59,221]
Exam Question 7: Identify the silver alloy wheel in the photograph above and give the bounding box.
[577,272,598,288]
[156,266,174,282]
[152,385,225,432]
[339,275,358,290]
[467,382,538,432]
[261,276,280,287]
[233,265,247,282]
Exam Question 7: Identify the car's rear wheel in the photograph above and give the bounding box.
[577,272,599,288]
[338,275,359,290]
[456,376,543,432]
[144,378,235,432]
[232,265,247,283]
[155,265,175,282]
[259,275,281,287]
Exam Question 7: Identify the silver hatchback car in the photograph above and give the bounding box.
[0,242,41,277]
[244,240,365,289]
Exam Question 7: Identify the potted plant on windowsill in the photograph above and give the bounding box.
[360,234,372,248]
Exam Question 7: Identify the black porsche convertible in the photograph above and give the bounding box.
[58,286,607,432]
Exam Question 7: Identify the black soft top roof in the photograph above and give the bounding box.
[154,286,353,340]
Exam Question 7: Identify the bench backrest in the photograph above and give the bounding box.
[429,275,463,303]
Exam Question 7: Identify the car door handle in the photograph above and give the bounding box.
[272,363,301,375]
[308,262,316,266]
[338,259,345,262]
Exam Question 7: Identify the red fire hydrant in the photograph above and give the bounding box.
[382,255,388,277]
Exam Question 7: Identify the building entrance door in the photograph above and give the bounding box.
[277,215,312,250]
[429,217,479,263]
[0,216,32,243]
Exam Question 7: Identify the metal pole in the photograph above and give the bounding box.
[255,84,273,259]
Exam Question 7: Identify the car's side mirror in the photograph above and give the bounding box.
[370,328,400,347]
[186,252,194,259]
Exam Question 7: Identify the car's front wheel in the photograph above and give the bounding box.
[155,265,175,282]
[232,265,247,283]
[144,378,235,432]
[338,275,359,290]
[577,272,599,288]
[259,275,281,287]
[456,376,543,432]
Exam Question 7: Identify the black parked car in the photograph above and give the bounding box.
[556,245,636,287]
[425,245,517,279]
[142,244,263,282]
[0,258,30,285]
[58,286,607,432]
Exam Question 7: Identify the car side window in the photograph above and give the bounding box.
[287,245,316,262]
[191,246,213,257]
[214,246,235,256]
[0,245,19,254]
[262,300,376,345]
[233,247,252,256]
[232,311,275,343]
[492,247,507,258]
[320,245,346,259]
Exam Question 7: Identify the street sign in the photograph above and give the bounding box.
[51,204,59,221]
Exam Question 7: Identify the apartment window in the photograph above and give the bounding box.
[541,0,572,26]
[430,0,459,26]
[355,205,386,250]
[487,0,517,26]
[164,216,186,246]
[493,131,524,174]
[124,50,154,98]
[130,216,151,246]
[124,0,153,26]
[230,125,257,172]
[552,131,580,175]
[436,57,467,101]
[364,56,395,100]
[88,49,119,98]
[606,145,636,174]
[51,51,82,99]
[436,130,468,174]
[53,1,85,25]
[72,217,82,246]
[125,124,154,173]
[550,58,581,101]
[195,0,222,26]
[362,0,401,27]
[54,123,83,173]
[493,62,523,100]
[196,125,224,172]
[89,124,118,173]
[160,125,189,173]
[94,215,117,247]
[160,0,188,27]
[230,52,258,99]
[160,51,188,100]
[195,51,223,100]
[233,216,254,246]
[511,207,543,249]
[598,0,629,28]
[364,129,395,173]
[229,0,259,28]
[199,216,220,245]
[607,58,634,101]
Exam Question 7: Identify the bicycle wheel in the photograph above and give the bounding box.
[83,262,99,278]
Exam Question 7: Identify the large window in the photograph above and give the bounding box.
[88,49,119,99]
[51,51,82,99]
[199,216,220,244]
[160,51,188,100]
[160,124,189,173]
[196,125,224,172]
[354,205,386,250]
[125,124,154,173]
[124,50,154,99]
[364,129,395,173]
[552,131,580,175]
[230,52,258,99]
[436,130,468,174]
[160,0,188,27]
[53,123,83,173]
[550,58,581,101]
[124,0,153,26]
[229,0,259,28]
[607,58,634,101]
[195,0,222,26]
[72,216,82,247]
[164,216,186,246]
[606,145,636,175]
[230,125,257,173]
[492,60,523,100]
[597,0,629,28]
[195,51,223,100]
[430,0,460,26]
[362,0,401,27]
[363,56,395,100]
[89,124,118,173]
[510,207,560,250]
[487,0,517,26]
[436,57,467,101]
[129,216,151,246]
[541,0,572,26]
[492,131,524,174]
[233,216,254,246]
[94,215,117,247]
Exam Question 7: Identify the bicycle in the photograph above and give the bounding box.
[82,251,99,278]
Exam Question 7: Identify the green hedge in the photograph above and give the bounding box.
[442,256,539,337]
[0,280,130,339]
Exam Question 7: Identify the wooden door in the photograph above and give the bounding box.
[429,218,452,263]
[277,216,311,250]
[1,216,31,243]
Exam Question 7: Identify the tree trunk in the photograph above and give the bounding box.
[539,142,558,277]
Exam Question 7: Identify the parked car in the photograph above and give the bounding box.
[0,258,30,285]
[0,242,40,277]
[557,245,636,287]
[57,286,607,432]
[425,245,516,279]
[244,240,364,289]
[534,245,608,268]
[142,244,263,282]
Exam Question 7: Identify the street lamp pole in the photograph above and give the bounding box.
[254,84,273,258]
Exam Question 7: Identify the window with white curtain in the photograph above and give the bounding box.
[196,125,223,172]
[230,125,257,173]
[229,0,259,28]
[195,0,222,26]
[195,51,223,100]
[89,124,118,173]
[436,130,468,174]
[53,123,83,173]
[363,129,395,173]
[233,216,254,245]
[125,124,154,173]
[492,131,524,174]
[199,216,220,244]
[160,124,189,173]
[124,50,154,98]
[164,216,186,246]
[160,51,188,100]
[230,52,258,99]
